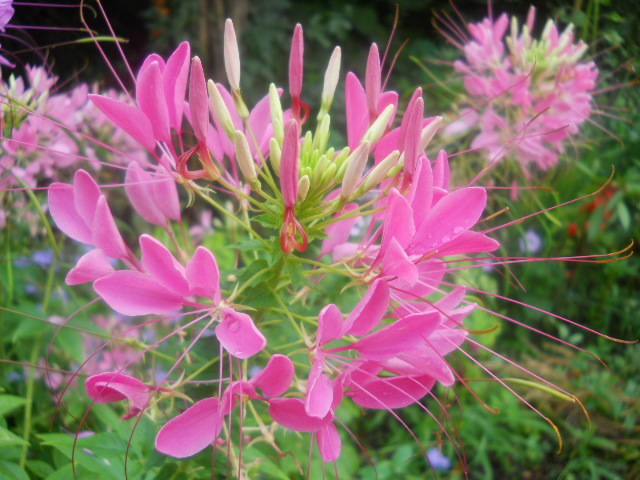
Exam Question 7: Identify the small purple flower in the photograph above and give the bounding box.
[32,249,54,267]
[519,229,543,254]
[427,447,452,471]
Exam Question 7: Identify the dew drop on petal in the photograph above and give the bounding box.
[453,226,464,234]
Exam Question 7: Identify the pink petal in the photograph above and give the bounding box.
[317,422,342,462]
[152,171,181,221]
[163,42,190,130]
[382,237,419,285]
[380,188,415,254]
[432,149,450,190]
[216,309,266,359]
[48,183,92,244]
[94,271,184,316]
[305,361,333,418]
[92,196,128,259]
[66,249,114,285]
[269,398,329,432]
[435,231,500,256]
[412,187,488,255]
[136,60,171,143]
[317,304,344,346]
[125,163,167,226]
[85,372,149,410]
[220,381,257,415]
[250,354,295,397]
[139,234,189,296]
[89,94,156,152]
[247,91,278,160]
[320,204,359,258]
[186,246,220,302]
[155,397,222,458]
[402,97,424,177]
[407,155,433,216]
[348,375,435,409]
[73,170,101,228]
[345,72,367,150]
[350,311,442,361]
[343,279,390,337]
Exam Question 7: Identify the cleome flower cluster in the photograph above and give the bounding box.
[41,18,511,475]
[445,6,599,173]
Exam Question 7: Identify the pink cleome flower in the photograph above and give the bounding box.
[445,7,599,172]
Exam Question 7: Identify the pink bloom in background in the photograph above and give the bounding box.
[445,6,599,172]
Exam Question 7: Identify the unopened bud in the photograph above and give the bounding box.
[270,138,282,176]
[312,154,328,185]
[360,150,400,194]
[420,116,442,152]
[314,114,330,152]
[333,147,351,172]
[207,80,235,139]
[298,175,310,202]
[234,130,259,186]
[300,130,313,160]
[363,103,395,146]
[341,141,370,200]
[224,19,241,91]
[318,46,341,119]
[269,83,284,142]
[321,163,337,186]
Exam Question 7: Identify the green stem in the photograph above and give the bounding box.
[268,286,304,338]
[17,177,60,258]
[194,189,270,248]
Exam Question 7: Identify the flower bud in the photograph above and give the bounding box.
[312,154,328,186]
[318,46,341,119]
[359,150,400,194]
[234,130,259,187]
[362,103,395,146]
[280,119,300,208]
[341,141,370,200]
[189,56,209,143]
[224,19,241,92]
[207,80,235,139]
[365,43,381,119]
[269,83,284,143]
[270,138,282,176]
[333,147,351,172]
[298,175,310,202]
[289,24,304,99]
[420,116,442,152]
[314,114,330,152]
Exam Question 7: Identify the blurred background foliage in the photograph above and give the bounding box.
[1,0,638,478]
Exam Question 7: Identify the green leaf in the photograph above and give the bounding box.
[229,238,268,251]
[252,214,279,228]
[237,259,273,286]
[0,394,27,417]
[26,459,55,479]
[0,425,29,447]
[55,328,85,363]
[45,464,74,480]
[0,460,30,480]
[284,260,305,290]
